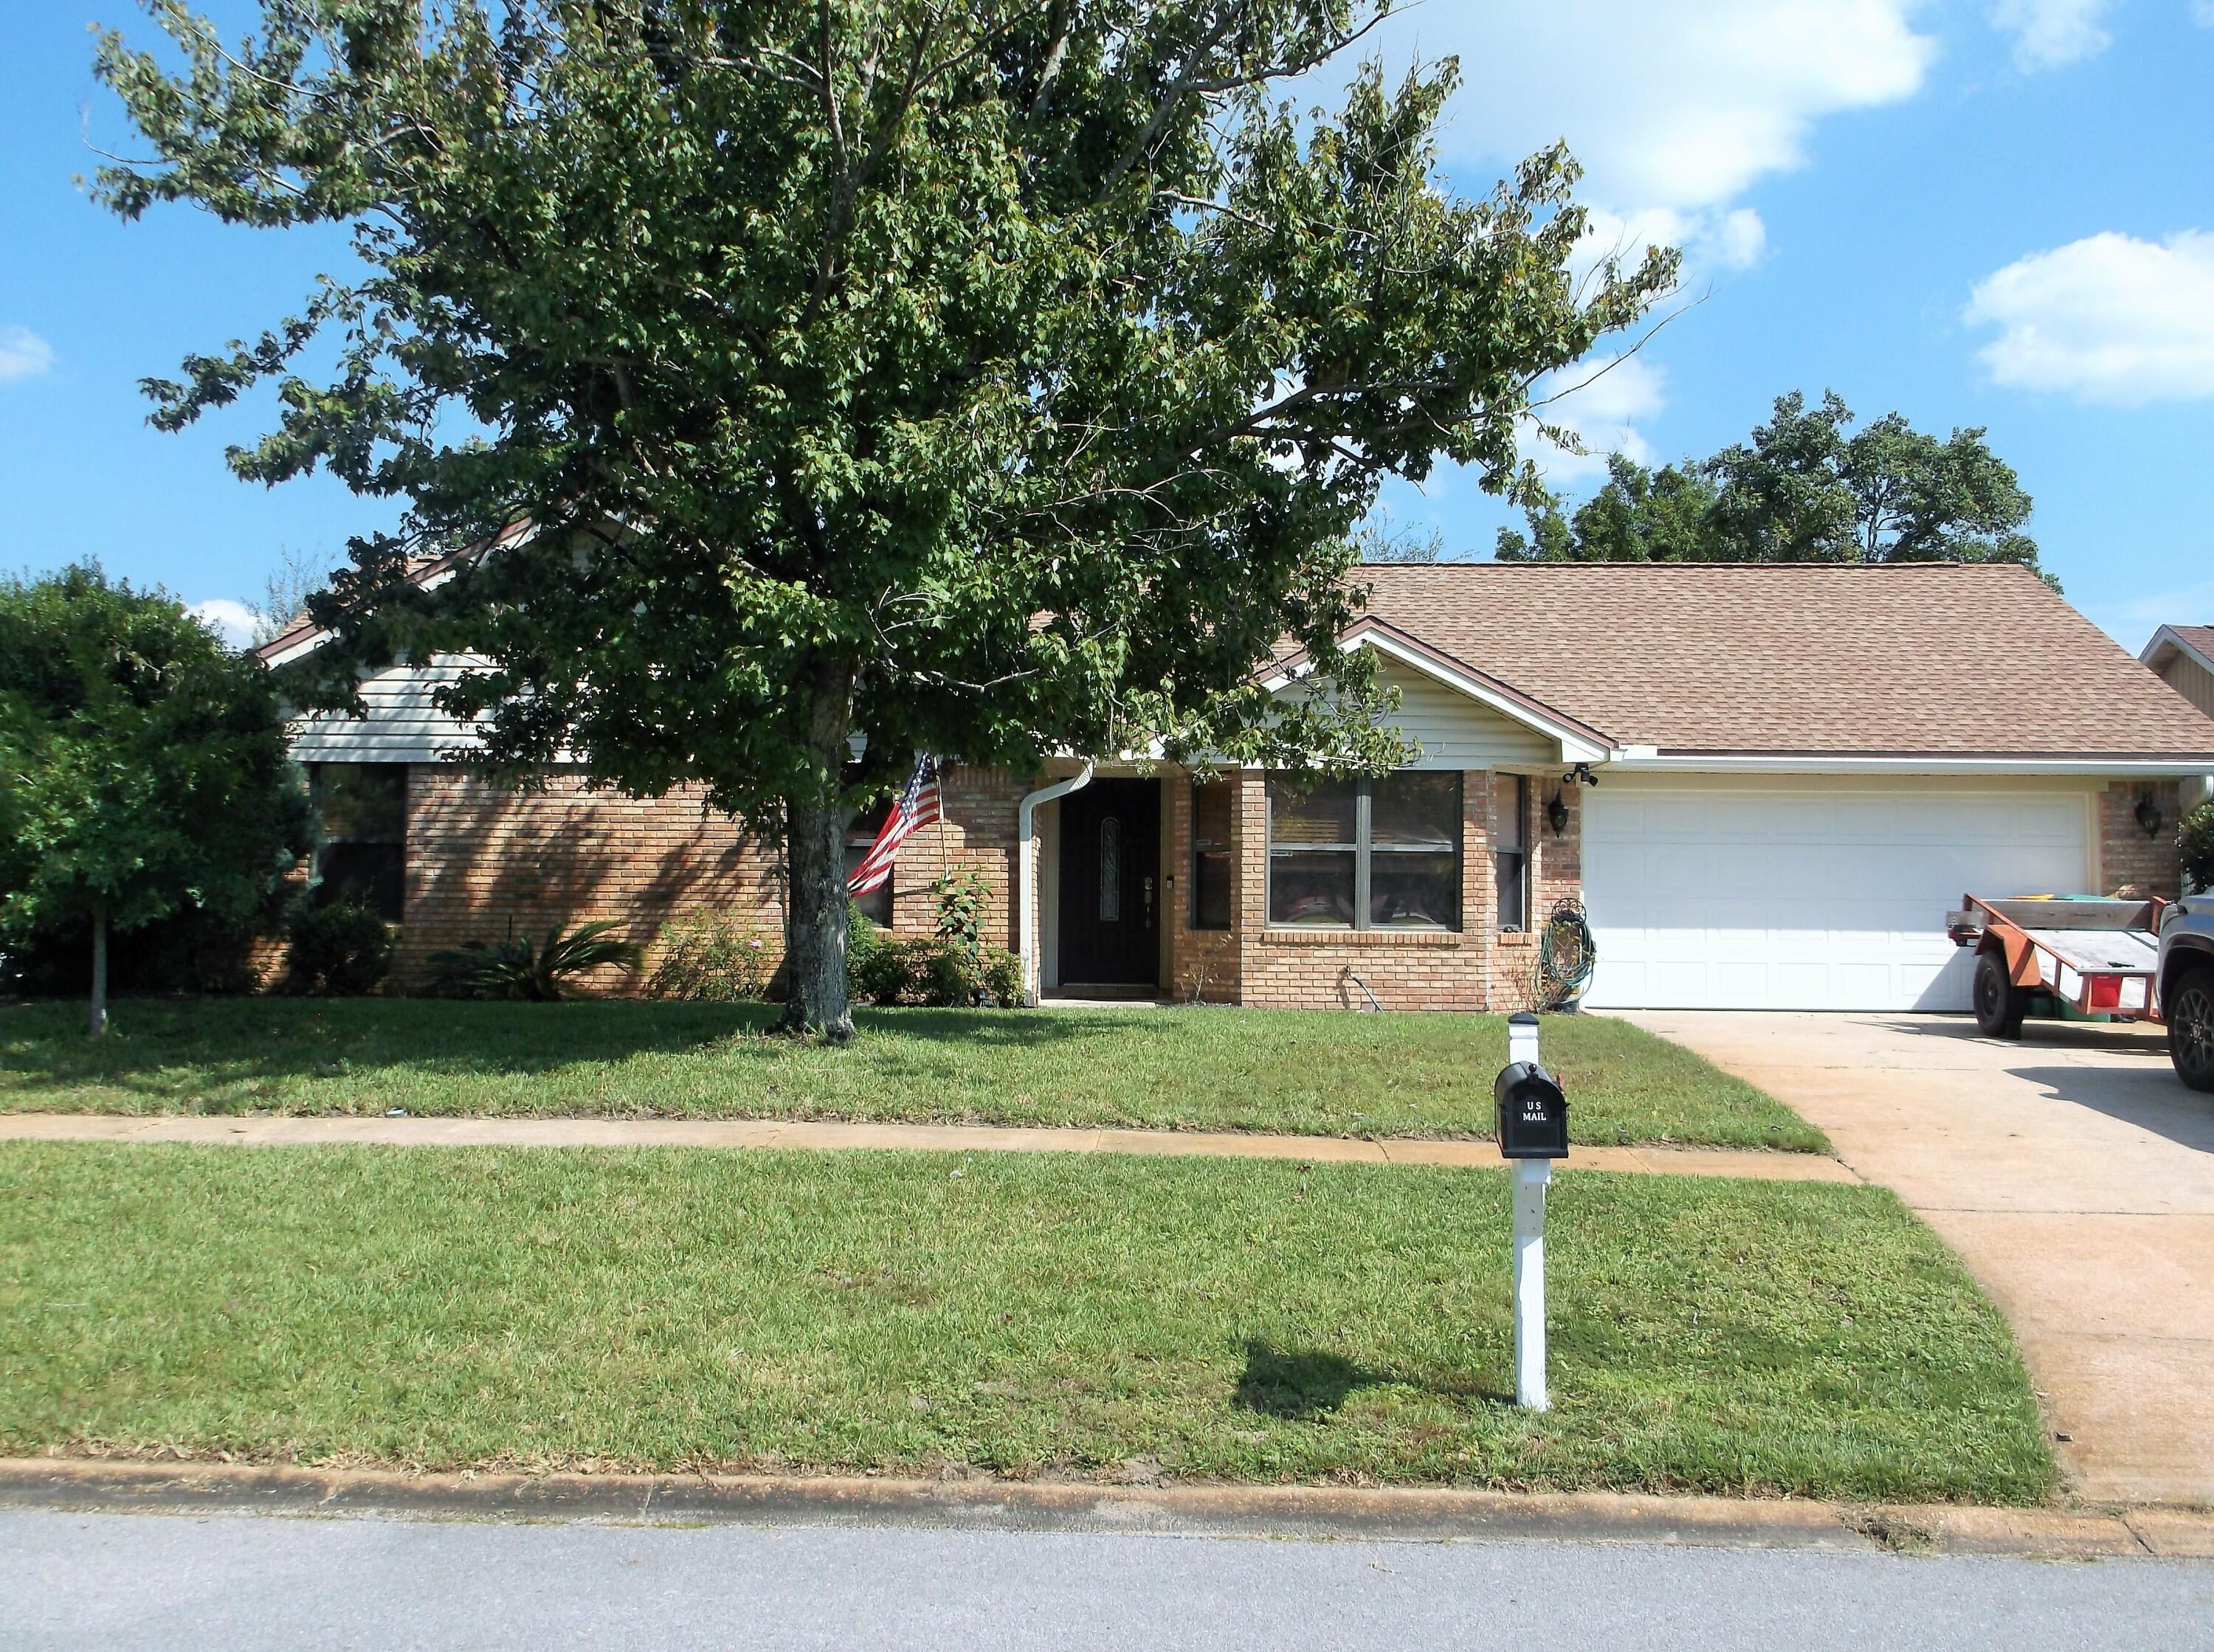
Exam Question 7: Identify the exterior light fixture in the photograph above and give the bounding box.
[2136,793,2165,839]
[1561,762,1599,789]
[1547,791,1570,837]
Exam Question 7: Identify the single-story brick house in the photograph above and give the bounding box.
[259,561,2214,1012]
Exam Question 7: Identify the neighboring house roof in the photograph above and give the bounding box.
[1351,561,2214,762]
[2141,623,2214,678]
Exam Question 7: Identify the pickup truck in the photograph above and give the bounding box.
[2159,896,2214,1091]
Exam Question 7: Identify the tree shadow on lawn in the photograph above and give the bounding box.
[0,998,1159,1110]
[1233,1338,1508,1420]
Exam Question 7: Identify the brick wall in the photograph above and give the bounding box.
[390,763,1030,993]
[376,758,1584,1009]
[396,768,785,990]
[880,765,1030,950]
[1221,767,1583,1012]
[2098,779,2183,899]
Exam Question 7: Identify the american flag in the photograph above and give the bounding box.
[846,753,941,896]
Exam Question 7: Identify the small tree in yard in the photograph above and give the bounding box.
[94,0,1675,1040]
[0,565,311,1034]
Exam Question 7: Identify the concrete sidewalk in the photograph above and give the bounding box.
[1620,1010,2214,1508]
[0,1112,1859,1182]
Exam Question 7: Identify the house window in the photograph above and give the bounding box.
[310,764,407,923]
[844,798,894,926]
[1266,772,1461,930]
[1494,774,1530,933]
[1190,779,1233,930]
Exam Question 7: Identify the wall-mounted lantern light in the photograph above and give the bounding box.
[1547,791,1570,837]
[2136,792,2165,839]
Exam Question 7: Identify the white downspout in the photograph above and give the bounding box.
[1017,764,1094,1006]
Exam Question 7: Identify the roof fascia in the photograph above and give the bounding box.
[1606,753,2214,778]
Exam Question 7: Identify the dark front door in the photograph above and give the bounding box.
[1058,779,1160,987]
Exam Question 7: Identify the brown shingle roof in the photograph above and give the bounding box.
[1352,561,2214,758]
[2165,624,2214,659]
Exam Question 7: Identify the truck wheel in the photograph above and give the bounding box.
[1973,950,2027,1039]
[2168,969,2214,1093]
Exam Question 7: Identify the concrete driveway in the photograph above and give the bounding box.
[1618,1010,2214,1509]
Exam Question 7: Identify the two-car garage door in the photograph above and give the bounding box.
[1581,784,2092,1012]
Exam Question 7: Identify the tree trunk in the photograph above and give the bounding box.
[774,665,858,1042]
[89,896,109,1039]
[779,787,855,1042]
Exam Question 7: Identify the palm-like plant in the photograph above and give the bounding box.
[426,921,643,1001]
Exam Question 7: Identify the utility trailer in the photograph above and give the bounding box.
[1945,894,2167,1039]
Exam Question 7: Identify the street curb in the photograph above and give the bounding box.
[1,1459,2207,1558]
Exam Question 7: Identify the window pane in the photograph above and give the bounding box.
[1495,849,1528,932]
[1269,849,1356,926]
[1191,779,1232,850]
[1192,851,1232,930]
[843,844,893,925]
[1268,777,1358,849]
[314,764,404,843]
[1370,852,1459,929]
[1494,775,1528,853]
[845,798,894,925]
[317,841,405,923]
[1099,816,1122,922]
[1371,771,1460,847]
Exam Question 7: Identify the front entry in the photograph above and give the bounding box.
[1058,778,1161,988]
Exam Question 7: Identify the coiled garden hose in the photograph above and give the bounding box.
[1531,896,1597,1012]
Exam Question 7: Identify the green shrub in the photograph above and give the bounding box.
[850,936,915,1006]
[287,902,395,995]
[981,947,1025,1008]
[646,912,776,1001]
[846,934,1021,1008]
[426,922,642,1001]
[2182,801,2214,894]
[913,940,979,1007]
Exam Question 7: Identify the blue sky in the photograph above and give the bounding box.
[4,1,2211,649]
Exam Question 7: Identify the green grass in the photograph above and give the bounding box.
[0,999,1824,1151]
[0,1142,2049,1502]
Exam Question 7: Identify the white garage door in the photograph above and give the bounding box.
[1581,785,2091,1011]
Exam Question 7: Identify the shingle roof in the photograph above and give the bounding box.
[1351,561,2214,758]
[2165,625,2214,660]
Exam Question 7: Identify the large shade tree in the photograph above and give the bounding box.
[1497,390,2046,582]
[96,0,1674,1037]
[0,565,311,1034]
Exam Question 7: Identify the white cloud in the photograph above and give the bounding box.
[1966,230,2214,404]
[1576,205,1768,286]
[189,598,259,650]
[1990,0,2115,69]
[1367,3,1936,211]
[0,325,54,382]
[1525,353,1667,483]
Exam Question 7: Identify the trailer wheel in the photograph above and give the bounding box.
[1973,950,2027,1039]
[2168,967,2214,1093]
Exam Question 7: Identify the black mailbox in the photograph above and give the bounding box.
[1494,1062,1568,1160]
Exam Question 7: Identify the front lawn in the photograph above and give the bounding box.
[0,1000,1823,1151]
[0,1143,2049,1502]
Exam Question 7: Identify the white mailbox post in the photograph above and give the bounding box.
[1495,1012,1568,1412]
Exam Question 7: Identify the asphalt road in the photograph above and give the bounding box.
[5,1510,2213,1651]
